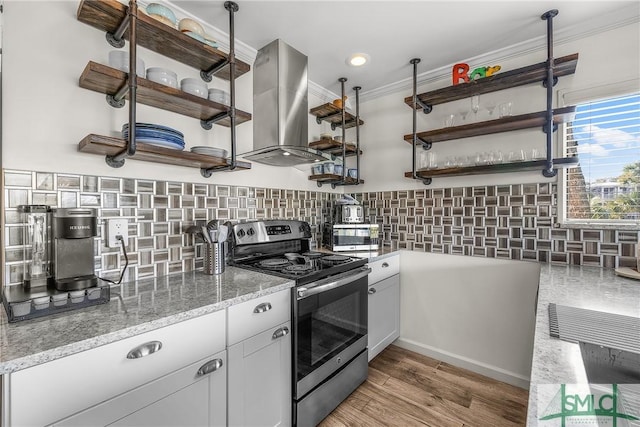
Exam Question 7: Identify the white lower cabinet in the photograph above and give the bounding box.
[368,255,400,361]
[54,350,227,427]
[227,321,292,427]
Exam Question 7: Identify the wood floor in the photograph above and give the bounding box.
[319,345,529,427]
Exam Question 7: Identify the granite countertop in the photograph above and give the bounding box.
[527,263,640,426]
[0,267,294,375]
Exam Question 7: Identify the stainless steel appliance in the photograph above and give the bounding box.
[51,208,98,291]
[324,223,380,252]
[243,39,329,166]
[228,220,370,426]
[334,204,364,224]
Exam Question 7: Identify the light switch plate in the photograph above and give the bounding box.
[107,218,129,248]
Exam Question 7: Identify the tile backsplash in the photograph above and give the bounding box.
[3,170,638,287]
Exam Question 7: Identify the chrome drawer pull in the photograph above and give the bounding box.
[254,302,272,313]
[126,340,162,359]
[197,358,223,376]
[272,326,289,340]
[368,288,377,294]
[382,262,389,268]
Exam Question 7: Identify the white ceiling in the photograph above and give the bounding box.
[169,1,639,98]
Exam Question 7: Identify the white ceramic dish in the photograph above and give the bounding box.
[208,88,230,105]
[147,67,178,89]
[179,18,204,37]
[108,50,145,78]
[183,31,205,43]
[181,78,208,98]
[191,146,228,158]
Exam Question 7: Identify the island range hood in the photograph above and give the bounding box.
[242,39,331,167]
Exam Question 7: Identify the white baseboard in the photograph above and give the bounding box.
[393,338,531,390]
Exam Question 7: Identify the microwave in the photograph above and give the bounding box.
[325,224,380,252]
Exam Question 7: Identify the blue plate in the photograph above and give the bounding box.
[122,123,184,138]
[134,137,185,150]
[123,130,184,146]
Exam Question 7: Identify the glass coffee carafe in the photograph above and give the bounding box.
[19,205,52,290]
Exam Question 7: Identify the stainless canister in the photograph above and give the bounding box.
[204,242,225,275]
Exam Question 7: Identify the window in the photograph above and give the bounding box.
[561,84,640,225]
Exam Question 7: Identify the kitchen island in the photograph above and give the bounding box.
[527,263,640,426]
[0,267,294,374]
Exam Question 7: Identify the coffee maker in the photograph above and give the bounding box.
[51,208,99,291]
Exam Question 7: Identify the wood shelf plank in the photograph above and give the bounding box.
[308,139,361,156]
[79,61,251,127]
[404,53,579,109]
[309,103,364,129]
[77,0,249,80]
[403,106,576,144]
[78,134,252,170]
[308,174,364,185]
[404,157,579,179]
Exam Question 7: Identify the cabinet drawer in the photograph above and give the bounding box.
[227,289,291,346]
[368,254,400,284]
[9,309,226,427]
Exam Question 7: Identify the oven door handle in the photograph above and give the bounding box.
[297,267,371,300]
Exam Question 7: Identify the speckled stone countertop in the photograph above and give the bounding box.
[527,264,640,426]
[0,267,294,375]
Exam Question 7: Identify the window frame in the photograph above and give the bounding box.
[557,79,640,230]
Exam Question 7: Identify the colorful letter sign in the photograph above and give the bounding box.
[452,64,502,85]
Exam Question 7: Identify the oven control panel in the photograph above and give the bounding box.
[232,220,311,245]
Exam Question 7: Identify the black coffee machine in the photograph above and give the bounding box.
[51,208,99,291]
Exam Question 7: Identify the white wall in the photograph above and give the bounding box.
[396,251,541,388]
[1,1,339,192]
[356,21,640,192]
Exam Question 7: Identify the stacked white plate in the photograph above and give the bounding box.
[190,146,228,158]
[122,123,185,150]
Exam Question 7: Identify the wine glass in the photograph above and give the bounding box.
[471,95,480,119]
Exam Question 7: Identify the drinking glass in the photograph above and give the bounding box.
[499,102,513,118]
[471,95,480,118]
[444,114,456,127]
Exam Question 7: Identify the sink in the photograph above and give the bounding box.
[579,341,640,384]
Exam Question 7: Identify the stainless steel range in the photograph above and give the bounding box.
[228,220,370,426]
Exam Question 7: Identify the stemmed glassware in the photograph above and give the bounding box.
[471,95,480,119]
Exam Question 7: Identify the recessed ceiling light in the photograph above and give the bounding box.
[347,53,370,67]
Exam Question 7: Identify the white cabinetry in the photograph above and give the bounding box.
[227,289,292,427]
[368,255,400,361]
[7,310,226,427]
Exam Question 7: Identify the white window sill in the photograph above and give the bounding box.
[557,221,640,230]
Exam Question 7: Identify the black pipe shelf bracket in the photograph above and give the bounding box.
[409,58,431,185]
[541,8,559,178]
[201,0,240,177]
[106,0,139,168]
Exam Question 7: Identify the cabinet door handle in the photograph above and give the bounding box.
[197,358,223,377]
[382,262,389,268]
[254,302,272,313]
[368,288,377,294]
[272,326,289,340]
[126,340,162,359]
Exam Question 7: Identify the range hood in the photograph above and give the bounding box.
[243,39,332,167]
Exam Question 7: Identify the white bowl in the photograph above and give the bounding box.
[190,146,228,157]
[179,18,205,37]
[108,50,145,78]
[181,78,208,98]
[208,88,230,105]
[147,67,178,89]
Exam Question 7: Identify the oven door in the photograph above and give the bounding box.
[294,267,370,399]
[331,224,379,252]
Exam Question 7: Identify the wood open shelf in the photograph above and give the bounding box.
[308,139,361,156]
[78,134,252,170]
[79,62,251,127]
[308,174,364,185]
[403,106,576,144]
[309,103,364,130]
[77,0,250,80]
[404,157,579,179]
[404,53,579,109]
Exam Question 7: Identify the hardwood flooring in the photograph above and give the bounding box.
[319,345,529,427]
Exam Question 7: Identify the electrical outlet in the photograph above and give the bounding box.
[107,218,129,248]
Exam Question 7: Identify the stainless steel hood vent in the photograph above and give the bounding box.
[243,39,331,166]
